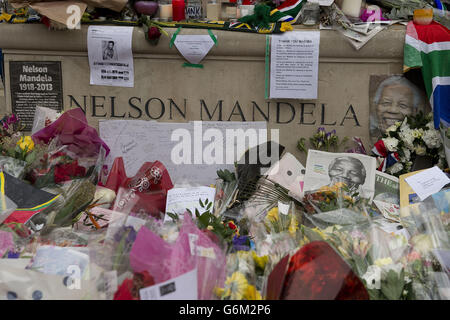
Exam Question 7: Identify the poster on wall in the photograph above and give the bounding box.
[269,31,320,99]
[9,61,63,131]
[368,74,430,143]
[87,26,134,88]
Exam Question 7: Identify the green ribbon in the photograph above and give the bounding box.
[207,29,218,46]
[169,26,182,48]
[183,63,204,68]
[265,35,270,100]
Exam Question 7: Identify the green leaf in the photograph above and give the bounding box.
[206,202,212,211]
[167,212,179,221]
[195,208,200,218]
[367,288,381,300]
[199,199,204,208]
[380,269,405,300]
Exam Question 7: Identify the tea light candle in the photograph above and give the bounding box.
[159,3,173,21]
[340,0,362,18]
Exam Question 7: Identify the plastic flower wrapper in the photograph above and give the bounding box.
[31,107,110,160]
[32,147,106,231]
[303,182,372,225]
[129,214,227,300]
[104,157,173,218]
[399,196,450,299]
[215,249,269,300]
[87,206,152,300]
[0,156,27,179]
[214,169,238,217]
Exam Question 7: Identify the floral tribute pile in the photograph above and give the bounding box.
[0,108,448,301]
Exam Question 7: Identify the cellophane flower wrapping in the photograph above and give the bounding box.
[87,204,153,300]
[129,214,226,300]
[399,189,450,300]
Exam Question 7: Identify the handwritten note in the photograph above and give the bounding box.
[164,186,216,222]
[405,166,450,201]
[99,120,267,186]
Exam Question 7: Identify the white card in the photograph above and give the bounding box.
[139,268,198,300]
[164,186,216,222]
[405,166,450,201]
[174,35,216,65]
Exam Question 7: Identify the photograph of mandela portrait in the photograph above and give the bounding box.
[369,75,430,142]
[102,40,118,61]
[303,150,376,199]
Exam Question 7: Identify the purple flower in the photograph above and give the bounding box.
[114,225,137,246]
[7,114,17,125]
[318,127,325,132]
[2,122,8,130]
[232,235,251,252]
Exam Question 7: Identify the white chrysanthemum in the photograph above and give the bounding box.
[388,162,403,174]
[383,137,399,152]
[414,144,427,155]
[426,121,434,130]
[422,129,442,149]
[400,148,411,162]
[399,128,415,150]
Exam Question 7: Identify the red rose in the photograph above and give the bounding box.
[148,26,161,40]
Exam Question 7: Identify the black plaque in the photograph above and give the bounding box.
[10,61,63,131]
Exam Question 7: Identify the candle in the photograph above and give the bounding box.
[159,3,173,21]
[340,0,362,18]
[172,0,185,21]
[207,1,221,20]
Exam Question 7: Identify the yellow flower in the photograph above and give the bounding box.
[288,214,298,236]
[375,257,394,267]
[343,195,355,204]
[225,272,248,300]
[312,227,327,239]
[17,136,34,152]
[243,285,262,300]
[266,207,279,223]
[214,286,231,299]
[207,225,214,231]
[252,251,268,270]
[280,22,293,32]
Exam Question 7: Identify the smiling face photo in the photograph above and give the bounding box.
[369,75,429,141]
[328,157,366,191]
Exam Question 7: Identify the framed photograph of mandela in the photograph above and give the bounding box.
[369,75,430,143]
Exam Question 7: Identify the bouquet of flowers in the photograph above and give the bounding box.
[298,127,348,154]
[372,112,447,176]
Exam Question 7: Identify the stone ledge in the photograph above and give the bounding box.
[0,24,406,59]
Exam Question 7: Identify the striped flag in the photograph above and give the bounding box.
[404,21,450,129]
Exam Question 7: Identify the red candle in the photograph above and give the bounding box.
[172,0,185,21]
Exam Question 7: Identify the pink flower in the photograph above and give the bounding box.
[407,250,421,262]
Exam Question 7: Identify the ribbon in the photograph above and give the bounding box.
[169,26,182,48]
[372,139,400,172]
[182,63,204,68]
